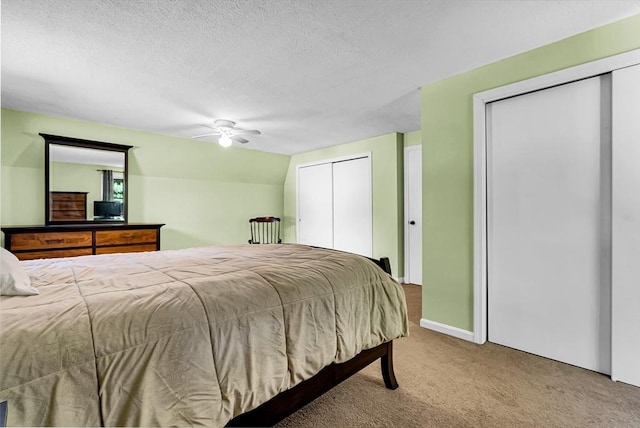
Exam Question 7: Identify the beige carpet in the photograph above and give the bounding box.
[277,284,640,427]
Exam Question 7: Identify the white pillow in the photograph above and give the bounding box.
[0,247,39,296]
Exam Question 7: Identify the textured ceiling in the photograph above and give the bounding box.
[2,0,639,155]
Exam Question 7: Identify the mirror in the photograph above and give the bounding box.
[42,134,132,225]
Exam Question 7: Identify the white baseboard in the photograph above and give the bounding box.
[420,318,475,343]
[396,277,404,283]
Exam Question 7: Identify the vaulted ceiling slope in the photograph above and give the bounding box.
[2,0,639,155]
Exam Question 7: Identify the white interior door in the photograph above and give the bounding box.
[487,75,611,374]
[332,157,372,257]
[611,64,640,387]
[298,163,333,248]
[404,146,422,284]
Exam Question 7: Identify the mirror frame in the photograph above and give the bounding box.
[42,133,132,225]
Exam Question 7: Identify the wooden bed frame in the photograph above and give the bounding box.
[227,256,399,427]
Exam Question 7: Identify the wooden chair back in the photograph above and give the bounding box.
[248,217,282,244]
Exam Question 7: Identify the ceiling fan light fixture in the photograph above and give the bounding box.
[192,119,259,146]
[219,134,232,148]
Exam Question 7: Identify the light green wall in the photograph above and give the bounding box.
[1,108,290,249]
[283,132,404,278]
[403,130,421,147]
[421,14,640,331]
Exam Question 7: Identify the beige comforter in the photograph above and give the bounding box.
[0,244,408,427]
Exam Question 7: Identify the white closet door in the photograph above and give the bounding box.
[405,146,422,285]
[487,76,611,373]
[611,64,640,387]
[298,163,333,248]
[332,157,372,257]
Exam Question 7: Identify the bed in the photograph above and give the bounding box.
[0,243,408,426]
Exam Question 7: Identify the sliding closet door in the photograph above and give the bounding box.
[487,75,611,373]
[332,157,372,257]
[298,163,333,248]
[611,64,640,387]
[297,155,373,256]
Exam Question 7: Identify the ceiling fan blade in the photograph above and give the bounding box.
[192,132,221,139]
[231,136,250,144]
[231,129,261,135]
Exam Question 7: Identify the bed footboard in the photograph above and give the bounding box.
[366,256,392,276]
[227,341,397,427]
[227,254,400,427]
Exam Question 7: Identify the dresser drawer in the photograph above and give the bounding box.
[96,244,158,255]
[15,248,93,261]
[51,209,87,220]
[95,229,158,246]
[52,201,85,211]
[10,231,93,251]
[51,193,86,202]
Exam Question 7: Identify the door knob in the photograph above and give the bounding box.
[409,221,416,225]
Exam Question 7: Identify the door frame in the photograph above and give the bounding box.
[295,152,372,245]
[404,145,422,285]
[472,49,640,345]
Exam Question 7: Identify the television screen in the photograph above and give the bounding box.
[94,201,123,218]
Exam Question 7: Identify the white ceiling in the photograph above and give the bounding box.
[2,0,639,155]
[50,144,125,168]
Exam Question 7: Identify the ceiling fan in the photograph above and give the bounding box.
[192,119,261,147]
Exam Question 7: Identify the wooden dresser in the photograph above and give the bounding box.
[1,224,164,261]
[49,191,88,221]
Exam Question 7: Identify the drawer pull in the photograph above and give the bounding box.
[121,233,134,239]
[45,239,65,244]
